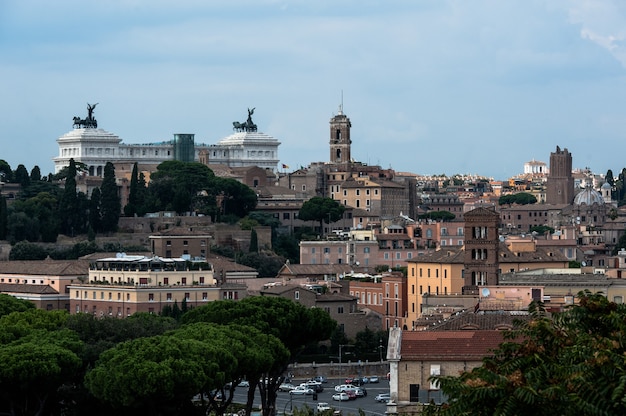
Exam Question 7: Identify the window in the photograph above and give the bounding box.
[181,277,187,285]
[149,293,154,301]
[283,212,290,219]
[166,293,172,301]
[166,240,171,246]
[324,247,330,254]
[364,247,370,253]
[202,292,208,300]
[295,291,300,300]
[184,293,190,301]
[183,240,188,246]
[337,306,344,314]
[163,277,169,285]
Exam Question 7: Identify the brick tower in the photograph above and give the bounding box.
[546,146,574,205]
[463,206,501,293]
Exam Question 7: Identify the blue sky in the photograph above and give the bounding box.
[2,0,626,180]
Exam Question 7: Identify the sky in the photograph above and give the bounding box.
[2,0,626,180]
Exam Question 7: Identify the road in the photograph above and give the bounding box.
[232,378,390,416]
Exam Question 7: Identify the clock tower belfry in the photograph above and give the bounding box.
[329,105,352,165]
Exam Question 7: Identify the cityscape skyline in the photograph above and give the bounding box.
[2,1,626,180]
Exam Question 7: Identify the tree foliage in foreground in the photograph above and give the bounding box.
[429,291,626,416]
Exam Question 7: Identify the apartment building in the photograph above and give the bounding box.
[68,255,246,317]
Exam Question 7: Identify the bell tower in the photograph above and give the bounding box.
[329,105,351,165]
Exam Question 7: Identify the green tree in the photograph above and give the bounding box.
[30,165,42,182]
[0,159,13,182]
[0,293,35,318]
[100,162,121,233]
[298,197,346,235]
[237,252,285,278]
[498,192,538,205]
[14,164,30,188]
[9,240,48,260]
[89,187,102,233]
[58,158,79,236]
[0,196,7,240]
[85,334,236,415]
[212,177,258,219]
[0,309,83,416]
[431,292,626,416]
[124,162,139,217]
[249,228,259,253]
[182,296,336,416]
[606,169,614,186]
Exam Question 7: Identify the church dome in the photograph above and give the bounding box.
[573,187,604,206]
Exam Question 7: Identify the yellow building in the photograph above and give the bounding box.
[406,241,570,329]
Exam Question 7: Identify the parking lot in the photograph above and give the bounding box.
[233,376,390,415]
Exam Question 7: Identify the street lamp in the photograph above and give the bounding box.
[379,338,383,362]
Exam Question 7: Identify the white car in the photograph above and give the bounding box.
[334,384,357,392]
[317,402,332,411]
[279,383,296,392]
[332,393,350,401]
[289,386,314,395]
[375,393,391,403]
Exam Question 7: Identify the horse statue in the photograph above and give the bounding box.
[73,116,98,129]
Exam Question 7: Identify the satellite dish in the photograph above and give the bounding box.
[481,288,491,297]
[582,261,587,267]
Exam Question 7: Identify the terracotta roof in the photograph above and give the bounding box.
[427,310,529,331]
[401,330,506,360]
[315,293,358,302]
[0,259,90,276]
[205,254,258,274]
[279,264,354,276]
[0,283,59,294]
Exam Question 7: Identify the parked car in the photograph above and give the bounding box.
[301,380,324,392]
[375,393,391,403]
[354,387,367,397]
[313,375,328,383]
[290,386,314,395]
[369,375,379,383]
[345,390,357,400]
[332,393,350,401]
[279,383,296,392]
[334,384,357,392]
[344,377,355,384]
[317,402,332,411]
[238,380,250,387]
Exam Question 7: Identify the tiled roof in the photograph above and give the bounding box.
[0,283,59,294]
[427,309,529,331]
[0,259,91,276]
[315,293,358,302]
[279,264,354,276]
[406,242,569,264]
[401,330,506,360]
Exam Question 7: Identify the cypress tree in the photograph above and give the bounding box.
[100,162,121,233]
[58,159,78,236]
[124,162,139,217]
[249,228,259,253]
[0,196,7,240]
[89,187,102,233]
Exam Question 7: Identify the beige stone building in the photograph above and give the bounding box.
[0,259,90,311]
[68,255,246,317]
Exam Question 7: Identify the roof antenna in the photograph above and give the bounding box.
[338,90,344,115]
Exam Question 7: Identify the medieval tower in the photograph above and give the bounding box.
[463,206,501,292]
[546,146,575,205]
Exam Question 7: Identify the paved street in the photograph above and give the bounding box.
[233,377,390,416]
